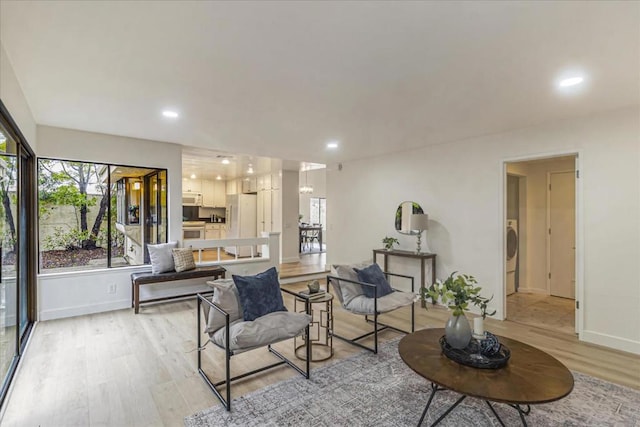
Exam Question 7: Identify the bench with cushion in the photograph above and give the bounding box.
[131,265,226,313]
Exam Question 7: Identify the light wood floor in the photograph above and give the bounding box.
[507,292,575,335]
[2,280,639,426]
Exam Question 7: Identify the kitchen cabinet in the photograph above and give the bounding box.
[202,180,226,207]
[226,179,238,195]
[213,181,226,207]
[205,223,222,240]
[242,177,257,193]
[202,179,214,207]
[257,187,281,233]
[184,178,202,193]
[271,172,281,190]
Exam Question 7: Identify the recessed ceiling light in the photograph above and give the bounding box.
[558,76,584,88]
[162,110,179,118]
[222,159,230,165]
[327,140,339,149]
[190,174,196,179]
[216,175,222,180]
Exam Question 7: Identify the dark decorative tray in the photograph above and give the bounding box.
[439,335,511,369]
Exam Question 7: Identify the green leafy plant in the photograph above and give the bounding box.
[382,236,399,250]
[422,272,496,318]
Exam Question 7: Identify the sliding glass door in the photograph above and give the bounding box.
[0,125,18,399]
[0,102,35,407]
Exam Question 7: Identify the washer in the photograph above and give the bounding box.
[506,219,518,295]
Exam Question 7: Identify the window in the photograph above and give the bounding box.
[38,159,167,273]
[309,197,326,227]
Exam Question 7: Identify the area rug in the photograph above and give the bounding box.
[185,339,640,426]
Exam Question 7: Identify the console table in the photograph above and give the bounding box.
[373,249,436,307]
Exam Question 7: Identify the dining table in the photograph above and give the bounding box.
[299,224,323,253]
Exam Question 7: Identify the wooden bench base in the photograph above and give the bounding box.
[131,266,226,313]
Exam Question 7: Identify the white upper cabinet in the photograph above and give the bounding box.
[201,179,214,207]
[183,178,202,193]
[202,179,226,207]
[226,179,238,195]
[242,177,257,193]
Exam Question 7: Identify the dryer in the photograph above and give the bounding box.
[506,219,518,295]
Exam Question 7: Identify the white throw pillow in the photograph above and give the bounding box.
[148,241,178,274]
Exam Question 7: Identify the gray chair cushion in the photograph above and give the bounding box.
[331,264,365,305]
[344,291,417,315]
[202,278,243,334]
[210,311,312,352]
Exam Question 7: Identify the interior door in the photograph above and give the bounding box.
[549,171,575,299]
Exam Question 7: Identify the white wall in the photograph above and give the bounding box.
[36,125,184,319]
[38,233,281,320]
[327,107,640,354]
[281,170,300,263]
[0,43,36,149]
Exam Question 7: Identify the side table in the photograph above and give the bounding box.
[294,293,333,361]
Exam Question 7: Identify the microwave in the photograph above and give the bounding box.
[182,193,202,206]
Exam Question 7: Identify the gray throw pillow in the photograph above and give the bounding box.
[203,279,243,334]
[172,248,196,272]
[148,241,178,274]
[232,267,287,321]
[334,264,365,305]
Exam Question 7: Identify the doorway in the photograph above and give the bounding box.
[504,155,578,335]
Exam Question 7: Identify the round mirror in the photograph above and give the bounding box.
[395,201,424,235]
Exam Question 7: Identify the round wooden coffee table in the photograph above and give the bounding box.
[399,328,574,426]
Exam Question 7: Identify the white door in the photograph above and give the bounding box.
[549,171,575,299]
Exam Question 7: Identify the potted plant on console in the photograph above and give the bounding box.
[382,236,399,251]
[423,272,495,349]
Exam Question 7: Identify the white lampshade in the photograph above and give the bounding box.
[410,213,429,231]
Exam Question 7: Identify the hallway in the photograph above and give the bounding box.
[507,292,575,335]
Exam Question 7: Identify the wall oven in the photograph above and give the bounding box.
[183,221,206,240]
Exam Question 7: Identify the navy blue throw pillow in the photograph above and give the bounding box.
[233,267,287,321]
[354,263,394,298]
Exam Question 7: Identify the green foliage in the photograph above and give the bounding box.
[382,236,399,250]
[422,272,496,318]
[43,227,89,251]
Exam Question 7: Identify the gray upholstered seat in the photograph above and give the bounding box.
[328,263,417,353]
[197,275,312,411]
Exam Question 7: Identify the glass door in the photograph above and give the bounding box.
[0,103,35,408]
[0,122,18,400]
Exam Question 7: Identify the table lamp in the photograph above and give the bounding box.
[410,213,429,254]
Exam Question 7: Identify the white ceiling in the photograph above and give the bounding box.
[1,1,639,167]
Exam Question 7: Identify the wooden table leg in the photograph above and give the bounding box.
[134,283,140,314]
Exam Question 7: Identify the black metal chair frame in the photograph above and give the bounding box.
[196,288,311,411]
[327,272,415,354]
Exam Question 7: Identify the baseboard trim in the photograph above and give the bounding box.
[39,299,131,321]
[516,287,548,295]
[581,330,640,355]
